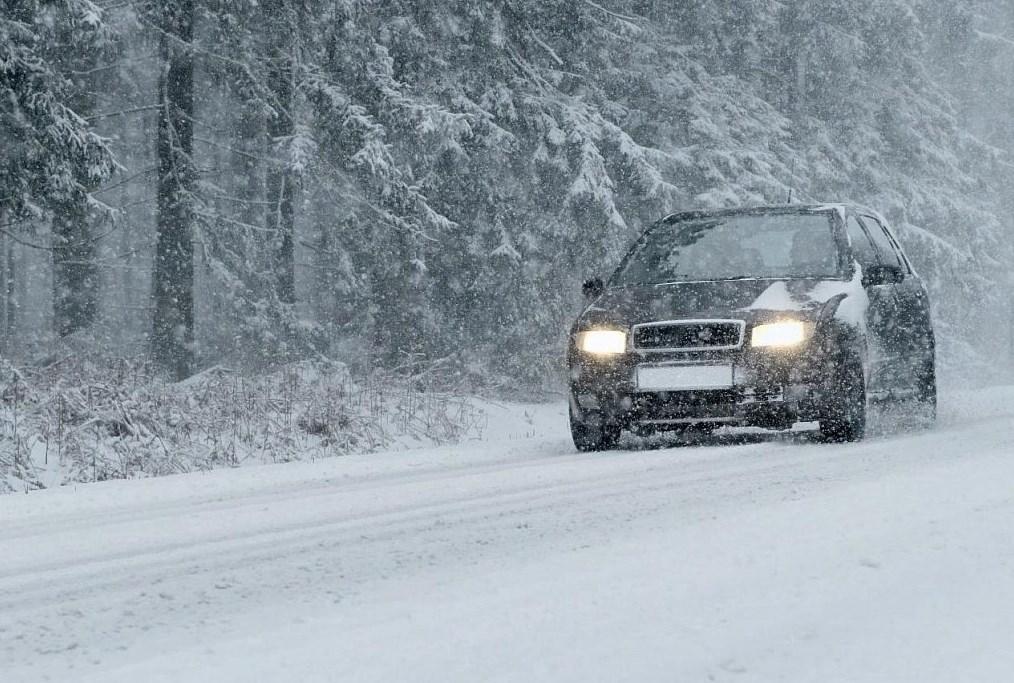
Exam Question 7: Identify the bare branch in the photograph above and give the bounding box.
[583,0,641,24]
[85,105,161,122]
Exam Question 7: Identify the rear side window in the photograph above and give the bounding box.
[845,216,878,268]
[859,215,905,269]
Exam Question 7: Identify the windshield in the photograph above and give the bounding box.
[613,213,840,285]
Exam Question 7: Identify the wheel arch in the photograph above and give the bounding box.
[815,293,869,378]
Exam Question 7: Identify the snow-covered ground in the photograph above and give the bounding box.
[4,390,1014,682]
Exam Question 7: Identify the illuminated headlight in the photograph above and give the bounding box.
[575,329,627,355]
[751,321,807,348]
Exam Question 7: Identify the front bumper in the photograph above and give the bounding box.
[568,346,828,433]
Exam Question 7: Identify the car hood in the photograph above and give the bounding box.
[577,277,857,330]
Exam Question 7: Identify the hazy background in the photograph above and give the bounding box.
[4,0,1014,391]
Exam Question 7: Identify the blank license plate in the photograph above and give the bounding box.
[636,364,734,391]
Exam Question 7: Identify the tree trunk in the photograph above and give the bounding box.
[51,9,103,339]
[15,241,26,341]
[52,201,98,337]
[0,225,11,354]
[5,236,12,346]
[233,102,263,230]
[264,3,296,307]
[151,0,196,380]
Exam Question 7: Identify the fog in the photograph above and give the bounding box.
[3,2,1014,391]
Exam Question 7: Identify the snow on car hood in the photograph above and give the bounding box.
[579,271,867,329]
[741,273,868,325]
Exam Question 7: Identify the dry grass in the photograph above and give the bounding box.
[0,358,486,493]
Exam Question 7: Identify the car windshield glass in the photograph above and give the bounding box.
[614,213,840,285]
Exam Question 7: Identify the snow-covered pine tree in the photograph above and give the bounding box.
[311,1,798,383]
[174,0,323,368]
[45,0,118,337]
[4,0,1011,386]
[0,0,117,346]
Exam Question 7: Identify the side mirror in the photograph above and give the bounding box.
[582,277,605,300]
[862,264,904,287]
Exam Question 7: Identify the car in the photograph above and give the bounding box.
[567,204,936,451]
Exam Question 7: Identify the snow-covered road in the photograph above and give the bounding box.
[4,390,1014,682]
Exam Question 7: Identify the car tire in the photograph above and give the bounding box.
[915,354,937,422]
[570,408,621,452]
[819,355,867,442]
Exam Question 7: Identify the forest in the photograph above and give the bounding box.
[2,0,1014,430]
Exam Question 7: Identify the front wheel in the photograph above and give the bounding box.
[915,355,937,423]
[819,356,867,442]
[570,408,621,452]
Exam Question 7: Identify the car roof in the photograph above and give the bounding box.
[659,203,877,225]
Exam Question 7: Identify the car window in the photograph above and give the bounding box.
[859,215,904,269]
[844,216,878,268]
[613,213,840,284]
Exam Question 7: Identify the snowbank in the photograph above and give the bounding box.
[0,359,509,493]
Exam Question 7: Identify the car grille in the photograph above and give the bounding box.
[632,320,745,352]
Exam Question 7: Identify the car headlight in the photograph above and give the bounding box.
[751,321,807,348]
[575,329,627,355]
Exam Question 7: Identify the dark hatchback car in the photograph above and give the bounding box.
[568,205,935,450]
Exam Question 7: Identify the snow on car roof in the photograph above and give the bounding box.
[660,203,850,225]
